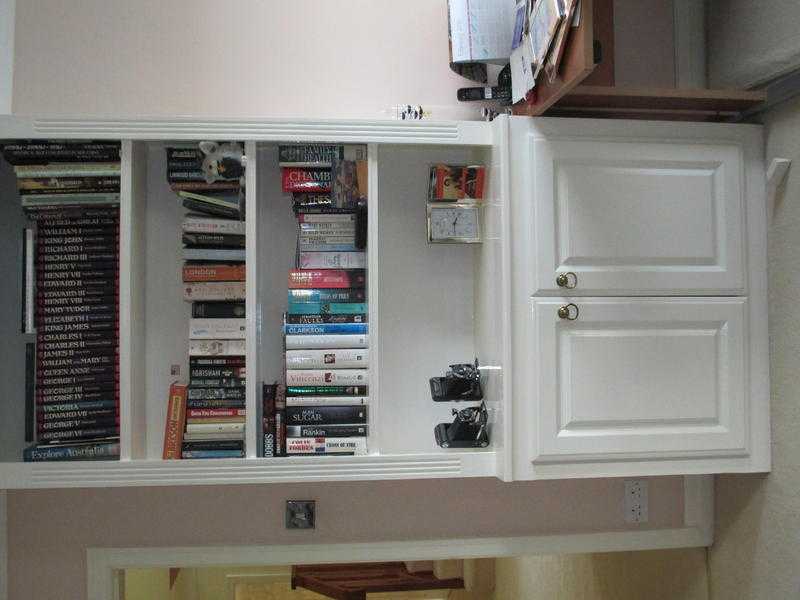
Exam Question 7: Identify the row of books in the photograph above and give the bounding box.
[0,140,123,462]
[164,143,248,459]
[265,144,370,457]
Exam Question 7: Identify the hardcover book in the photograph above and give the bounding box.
[283,322,368,336]
[285,369,369,386]
[285,349,368,370]
[288,269,366,289]
[281,168,332,193]
[298,251,366,269]
[162,382,187,459]
[284,334,368,350]
[188,339,246,356]
[182,264,246,282]
[189,318,246,340]
[285,436,368,455]
[183,282,246,302]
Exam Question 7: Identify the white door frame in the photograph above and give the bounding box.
[88,476,712,600]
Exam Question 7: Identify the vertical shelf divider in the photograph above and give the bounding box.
[245,141,260,458]
[367,143,380,455]
[119,140,147,460]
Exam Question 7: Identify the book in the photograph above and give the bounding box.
[181,449,244,459]
[14,163,121,177]
[285,314,366,325]
[188,339,246,356]
[38,400,118,412]
[190,365,246,378]
[162,382,187,459]
[286,302,367,315]
[183,247,245,262]
[181,196,241,219]
[286,385,368,396]
[183,264,246,282]
[285,369,369,386]
[21,194,120,207]
[37,416,119,433]
[187,387,245,400]
[25,343,35,441]
[285,405,367,425]
[281,168,332,193]
[18,176,120,193]
[186,416,245,424]
[22,229,34,333]
[285,334,368,350]
[298,251,366,269]
[285,349,368,370]
[285,396,368,406]
[189,377,246,388]
[191,302,245,318]
[189,318,246,340]
[183,282,246,301]
[38,426,120,442]
[298,213,356,223]
[182,440,244,451]
[23,441,119,462]
[182,431,245,441]
[186,408,246,419]
[278,144,367,167]
[182,232,245,248]
[0,141,120,165]
[286,437,368,455]
[298,241,358,252]
[428,164,486,201]
[38,408,117,422]
[283,323,368,336]
[288,289,366,303]
[288,269,366,289]
[182,215,246,236]
[186,399,246,409]
[286,424,367,437]
[185,422,245,434]
[262,383,277,457]
[189,356,246,366]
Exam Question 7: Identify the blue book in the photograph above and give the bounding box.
[287,302,368,315]
[181,450,245,459]
[283,322,368,335]
[23,441,120,462]
[298,243,358,252]
[288,289,366,303]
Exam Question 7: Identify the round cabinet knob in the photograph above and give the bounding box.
[557,303,579,320]
[556,272,577,289]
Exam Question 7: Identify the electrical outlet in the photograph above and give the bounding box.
[624,479,649,524]
[286,500,315,529]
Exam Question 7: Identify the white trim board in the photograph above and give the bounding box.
[87,475,713,600]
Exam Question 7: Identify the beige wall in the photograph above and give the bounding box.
[493,549,708,600]
[708,95,800,600]
[12,0,486,120]
[7,476,685,599]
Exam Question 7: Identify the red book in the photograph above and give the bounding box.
[183,263,246,282]
[288,269,366,289]
[281,168,332,193]
[162,383,187,460]
[186,408,247,419]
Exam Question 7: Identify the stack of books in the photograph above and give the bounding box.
[263,144,370,457]
[0,140,122,462]
[168,144,247,459]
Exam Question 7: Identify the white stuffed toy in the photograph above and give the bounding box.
[198,141,246,184]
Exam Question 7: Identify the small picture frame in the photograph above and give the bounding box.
[427,202,482,244]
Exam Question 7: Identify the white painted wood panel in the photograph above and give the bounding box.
[530,137,745,295]
[529,297,748,464]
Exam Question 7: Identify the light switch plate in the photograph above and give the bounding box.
[286,500,315,529]
[624,480,649,524]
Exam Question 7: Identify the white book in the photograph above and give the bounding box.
[286,436,368,455]
[285,396,369,406]
[182,216,246,236]
[183,282,246,301]
[188,339,246,356]
[298,252,366,270]
[298,214,356,223]
[285,349,368,370]
[182,431,246,441]
[189,318,246,340]
[185,422,245,434]
[285,334,368,350]
[285,369,369,386]
[183,247,245,262]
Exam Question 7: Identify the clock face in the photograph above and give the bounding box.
[428,205,480,242]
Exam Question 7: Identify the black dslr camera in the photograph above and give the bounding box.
[429,359,483,402]
[434,402,489,448]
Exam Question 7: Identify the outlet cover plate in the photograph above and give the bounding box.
[624,480,649,524]
[286,500,315,529]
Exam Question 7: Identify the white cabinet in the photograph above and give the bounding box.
[509,117,770,480]
[528,136,745,296]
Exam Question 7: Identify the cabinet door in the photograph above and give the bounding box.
[529,298,748,465]
[531,138,745,295]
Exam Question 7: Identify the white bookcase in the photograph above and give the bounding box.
[0,115,771,488]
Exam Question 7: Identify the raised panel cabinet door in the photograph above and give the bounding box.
[529,297,748,465]
[530,138,745,295]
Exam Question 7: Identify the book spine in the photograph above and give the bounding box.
[162,383,187,459]
[186,408,247,418]
[189,356,246,366]
[298,242,357,252]
[37,416,119,432]
[38,426,119,441]
[183,282,246,302]
[185,422,245,434]
[38,408,118,422]
[183,248,245,262]
[190,365,246,378]
[23,229,34,333]
[182,440,244,451]
[278,144,343,166]
[189,318,246,340]
[284,406,367,426]
[38,373,118,387]
[172,181,239,192]
[298,213,357,223]
[36,382,117,395]
[25,343,35,442]
[285,396,368,406]
[182,232,245,248]
[288,289,366,303]
[181,197,241,218]
[189,377,246,388]
[23,442,120,462]
[187,387,246,400]
[191,302,246,318]
[38,400,118,412]
[284,334,368,350]
[286,425,368,437]
[188,339,247,356]
[287,299,368,313]
[283,323,368,336]
[181,449,244,459]
[298,252,366,270]
[281,168,332,193]
[285,349,368,370]
[285,437,368,455]
[182,264,246,282]
[284,368,369,388]
[286,385,368,396]
[262,383,277,458]
[288,269,366,289]
[182,218,246,236]
[186,399,246,409]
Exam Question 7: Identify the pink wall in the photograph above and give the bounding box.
[12,0,487,120]
[7,477,685,599]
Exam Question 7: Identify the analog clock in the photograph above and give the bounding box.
[427,202,482,243]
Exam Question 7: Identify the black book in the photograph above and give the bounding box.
[191,302,245,319]
[285,405,367,425]
[182,198,242,220]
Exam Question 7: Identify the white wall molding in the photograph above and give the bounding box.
[0,0,14,114]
